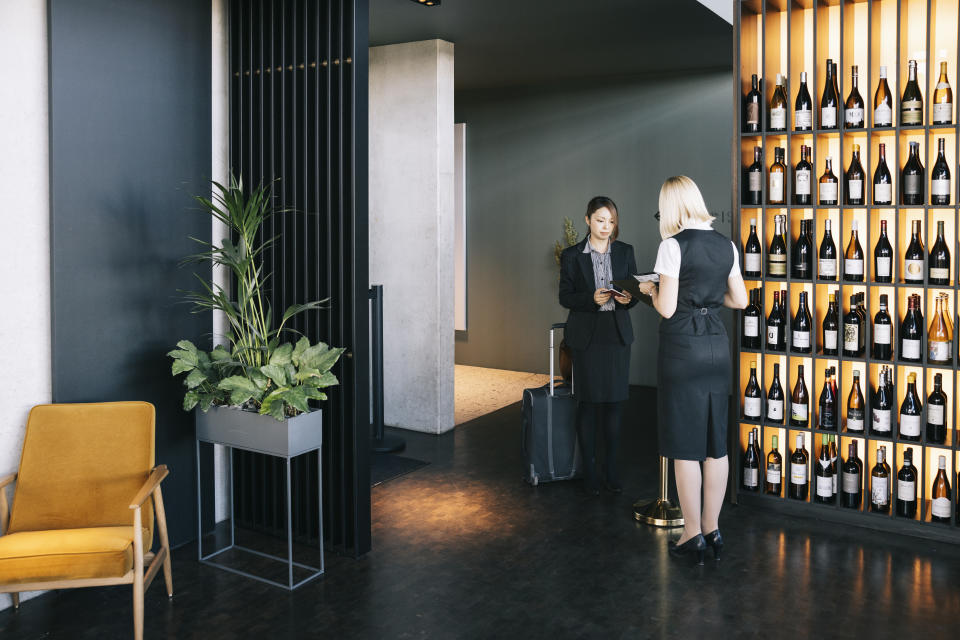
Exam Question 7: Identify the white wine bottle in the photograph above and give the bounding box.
[932,61,953,125]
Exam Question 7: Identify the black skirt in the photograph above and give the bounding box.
[570,311,630,403]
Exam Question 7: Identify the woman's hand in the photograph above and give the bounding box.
[594,288,613,305]
[637,282,657,297]
[613,290,632,305]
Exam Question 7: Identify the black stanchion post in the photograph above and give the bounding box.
[370,285,405,454]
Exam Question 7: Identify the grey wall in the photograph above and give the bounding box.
[454,71,734,385]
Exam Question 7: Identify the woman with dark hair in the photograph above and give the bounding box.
[559,196,640,495]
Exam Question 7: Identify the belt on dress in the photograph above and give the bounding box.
[670,304,723,336]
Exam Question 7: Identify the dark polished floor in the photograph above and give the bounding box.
[3,386,960,639]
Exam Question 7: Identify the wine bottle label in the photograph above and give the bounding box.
[928,403,945,426]
[899,413,922,437]
[770,107,786,129]
[819,182,838,203]
[845,107,864,125]
[930,267,949,280]
[745,253,761,273]
[816,475,832,498]
[876,256,892,277]
[769,254,787,276]
[847,408,864,431]
[792,330,810,348]
[832,470,837,494]
[873,408,892,432]
[747,103,759,125]
[767,399,784,420]
[904,260,924,281]
[842,470,860,493]
[902,338,921,359]
[821,106,837,128]
[824,329,838,350]
[933,102,952,124]
[901,100,922,124]
[770,174,784,201]
[897,479,916,502]
[874,324,891,344]
[843,323,859,351]
[848,179,863,200]
[932,496,951,518]
[904,174,921,195]
[748,172,762,192]
[819,404,834,428]
[791,402,808,421]
[744,396,761,418]
[874,183,892,203]
[767,325,779,346]
[744,467,759,487]
[874,103,892,126]
[929,340,950,362]
[872,477,889,505]
[819,258,837,277]
[844,258,863,275]
[744,316,759,337]
[932,179,950,197]
[791,462,807,485]
[766,462,781,483]
[796,109,812,128]
[796,170,811,195]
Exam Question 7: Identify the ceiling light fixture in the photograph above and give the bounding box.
[411,0,440,6]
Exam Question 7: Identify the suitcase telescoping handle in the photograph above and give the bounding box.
[550,322,567,397]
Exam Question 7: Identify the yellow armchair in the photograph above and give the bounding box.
[0,402,172,640]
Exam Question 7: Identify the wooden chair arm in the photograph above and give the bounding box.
[0,473,16,490]
[129,465,169,509]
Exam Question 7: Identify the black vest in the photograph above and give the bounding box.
[659,229,733,337]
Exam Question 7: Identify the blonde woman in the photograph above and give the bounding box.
[638,176,748,565]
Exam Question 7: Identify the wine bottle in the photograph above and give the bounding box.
[745,73,762,132]
[815,435,835,503]
[940,293,953,334]
[794,145,812,205]
[789,434,809,500]
[913,293,924,327]
[822,293,839,355]
[901,141,925,205]
[743,430,760,491]
[856,293,867,353]
[870,447,891,513]
[769,147,786,204]
[767,362,785,424]
[845,145,865,206]
[752,427,762,472]
[791,219,812,280]
[769,215,787,277]
[770,73,788,132]
[792,291,812,354]
[900,295,922,362]
[872,294,892,360]
[874,219,893,282]
[843,294,862,357]
[745,146,763,205]
[791,363,809,427]
[896,447,918,518]
[874,65,893,127]
[931,138,951,206]
[847,369,865,433]
[841,441,863,509]
[742,288,761,349]
[819,219,837,280]
[872,368,893,435]
[769,291,787,352]
[795,71,813,131]
[898,372,922,441]
[873,143,893,205]
[744,360,762,420]
[927,373,948,444]
[744,218,762,277]
[844,65,865,128]
[766,434,782,496]
[779,288,789,350]
[931,455,952,523]
[821,60,838,129]
[818,368,837,431]
[932,61,953,125]
[901,59,923,126]
[904,219,925,284]
[829,434,838,497]
[844,220,864,282]
[928,293,952,364]
[819,157,839,205]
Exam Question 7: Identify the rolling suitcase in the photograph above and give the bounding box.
[521,323,581,485]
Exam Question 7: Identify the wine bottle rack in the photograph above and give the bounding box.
[734,0,960,542]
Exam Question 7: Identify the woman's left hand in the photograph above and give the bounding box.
[613,290,632,304]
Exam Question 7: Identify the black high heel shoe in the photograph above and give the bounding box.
[703,529,723,561]
[668,533,706,565]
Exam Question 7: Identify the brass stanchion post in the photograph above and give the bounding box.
[633,456,684,527]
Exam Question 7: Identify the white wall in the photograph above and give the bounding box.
[369,40,456,434]
[0,0,52,611]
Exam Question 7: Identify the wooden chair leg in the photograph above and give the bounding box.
[133,507,145,640]
[153,486,174,597]
[11,593,19,608]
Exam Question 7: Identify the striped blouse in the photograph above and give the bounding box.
[583,237,615,311]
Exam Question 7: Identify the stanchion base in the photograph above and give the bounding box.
[372,434,406,454]
[633,497,684,527]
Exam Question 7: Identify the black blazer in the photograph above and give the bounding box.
[559,238,640,350]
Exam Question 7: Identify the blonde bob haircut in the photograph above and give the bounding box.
[657,175,715,239]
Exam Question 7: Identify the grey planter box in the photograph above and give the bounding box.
[195,405,323,457]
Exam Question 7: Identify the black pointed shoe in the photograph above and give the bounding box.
[703,529,723,561]
[668,533,706,565]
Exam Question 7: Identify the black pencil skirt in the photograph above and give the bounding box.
[570,311,630,403]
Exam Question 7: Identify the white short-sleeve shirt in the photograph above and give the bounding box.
[653,220,740,279]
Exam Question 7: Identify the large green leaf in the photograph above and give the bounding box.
[302,387,327,401]
[259,388,288,421]
[218,375,262,406]
[248,368,270,390]
[269,343,293,366]
[171,359,195,376]
[299,343,345,373]
[260,363,287,387]
[183,391,200,411]
[210,345,231,362]
[185,368,207,389]
[280,387,310,414]
[291,337,310,366]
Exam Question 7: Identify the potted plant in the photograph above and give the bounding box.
[167,176,343,456]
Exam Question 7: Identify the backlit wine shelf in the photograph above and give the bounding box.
[735,0,960,542]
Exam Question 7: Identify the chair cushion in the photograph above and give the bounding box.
[0,526,148,585]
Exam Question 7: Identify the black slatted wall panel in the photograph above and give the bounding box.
[228,0,370,557]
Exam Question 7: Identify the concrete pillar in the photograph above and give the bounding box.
[369,40,455,434]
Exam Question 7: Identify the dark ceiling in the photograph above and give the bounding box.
[369,0,733,91]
